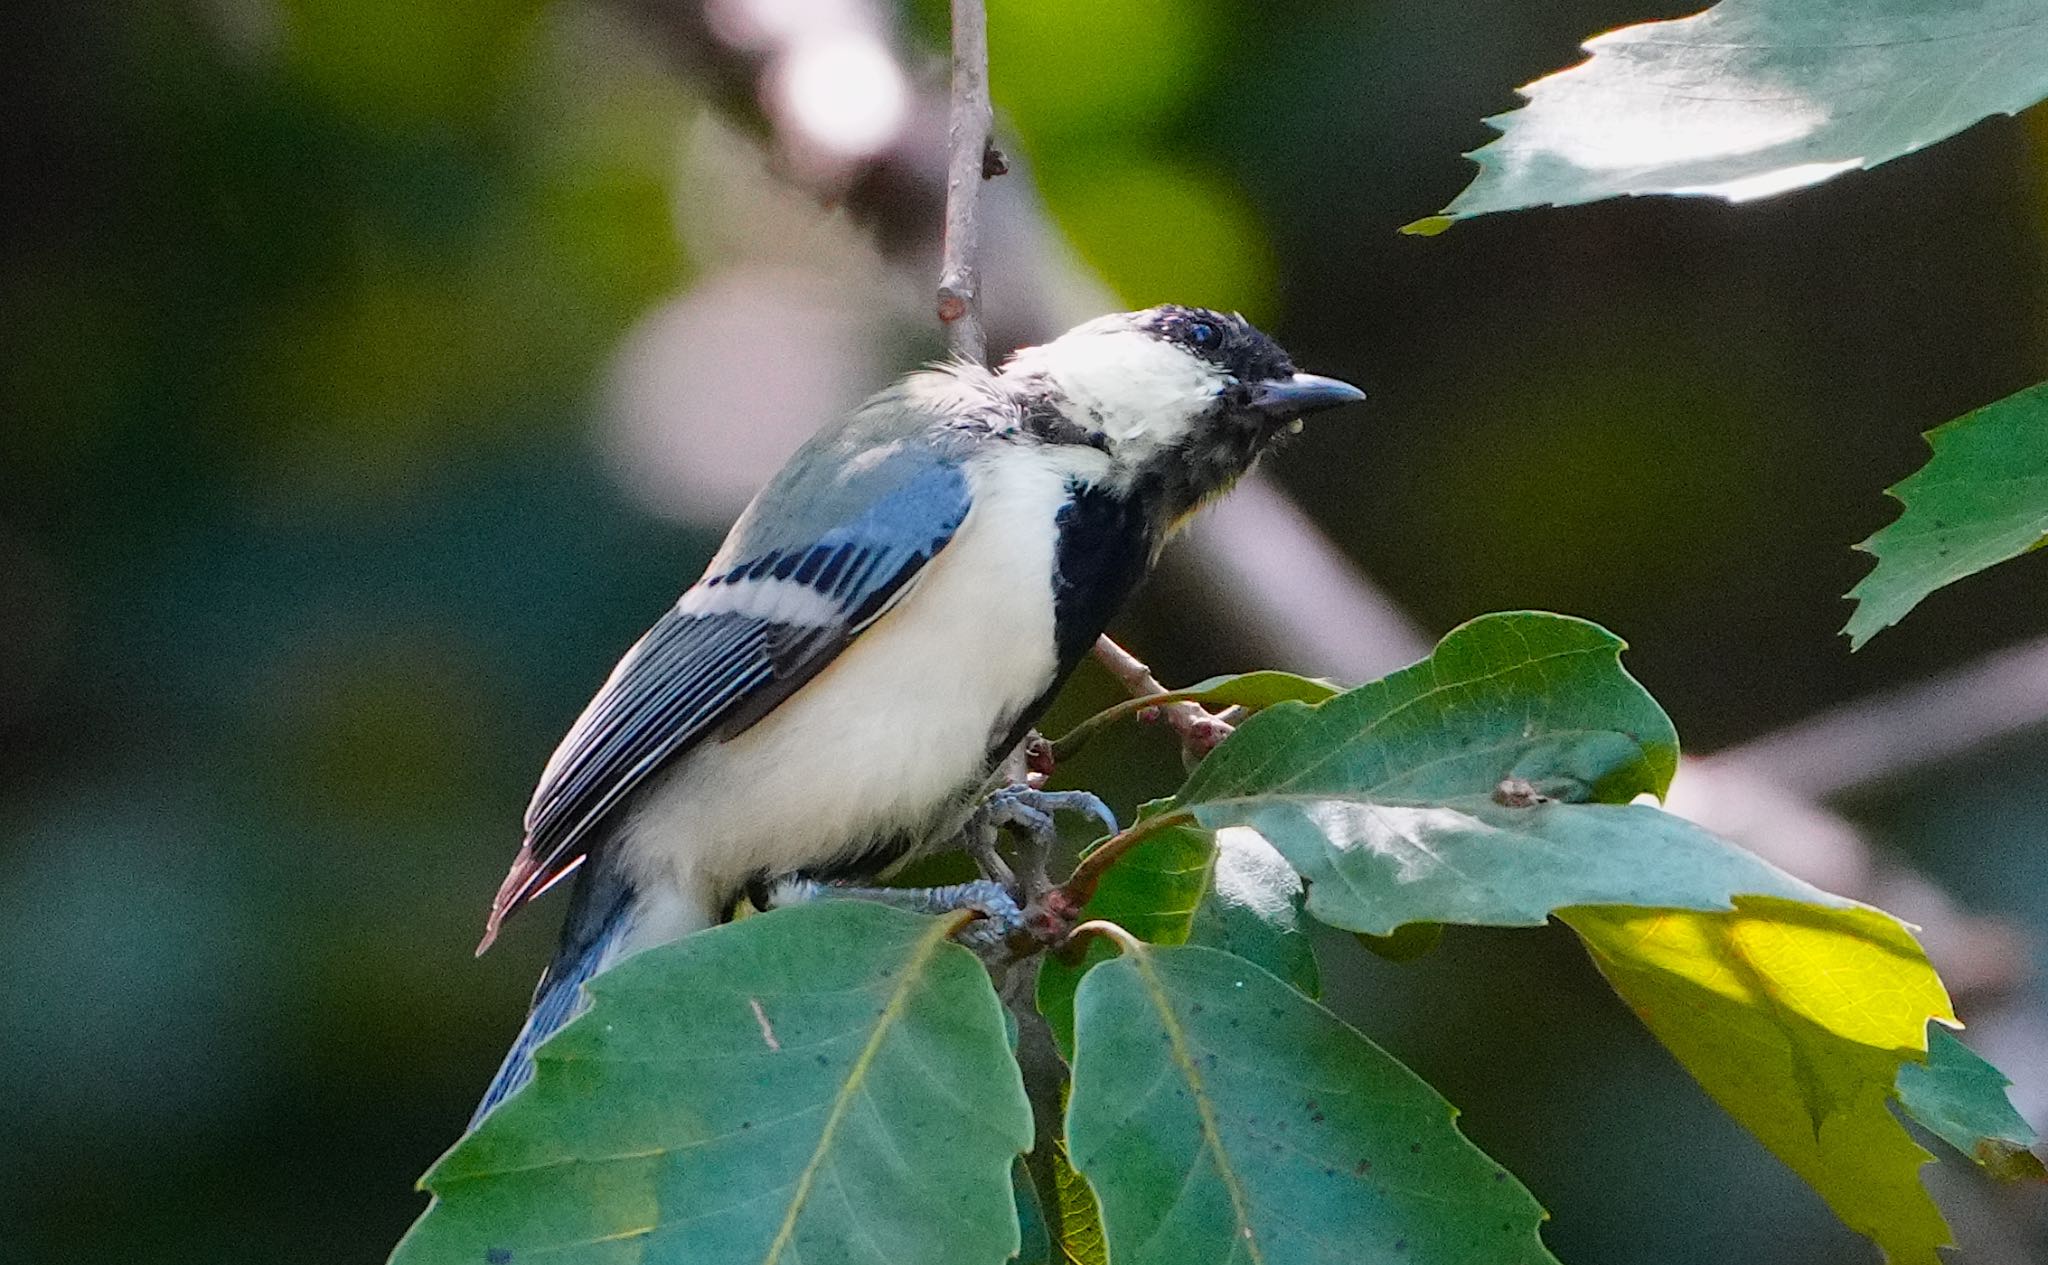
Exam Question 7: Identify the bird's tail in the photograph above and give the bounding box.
[468,864,636,1130]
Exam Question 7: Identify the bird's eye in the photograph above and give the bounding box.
[1185,321,1220,350]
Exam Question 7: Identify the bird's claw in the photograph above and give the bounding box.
[979,786,1118,845]
[766,876,1026,952]
[967,785,1119,907]
[945,880,1027,952]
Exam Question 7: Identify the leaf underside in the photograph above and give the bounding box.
[1068,944,1558,1265]
[393,902,1032,1265]
[1844,379,2048,646]
[1565,899,1957,1265]
[1169,613,1839,936]
[1410,0,2048,230]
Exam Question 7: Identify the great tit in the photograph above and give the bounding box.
[470,304,1363,1122]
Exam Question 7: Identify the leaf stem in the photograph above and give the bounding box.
[1058,807,1198,908]
[1049,688,1210,760]
[1070,919,1145,957]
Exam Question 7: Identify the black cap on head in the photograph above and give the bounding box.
[1139,305,1297,384]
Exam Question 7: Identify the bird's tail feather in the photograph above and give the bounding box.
[468,864,635,1130]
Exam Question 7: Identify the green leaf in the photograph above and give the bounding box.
[1562,898,1958,1265]
[1067,943,1557,1265]
[1844,380,2048,646]
[1895,1025,2048,1182]
[1051,1135,1110,1265]
[1188,829,1321,993]
[1410,1,2048,230]
[1015,1159,1054,1265]
[1173,670,1343,709]
[393,903,1032,1265]
[1052,671,1339,757]
[1170,612,1837,935]
[1037,822,1319,1056]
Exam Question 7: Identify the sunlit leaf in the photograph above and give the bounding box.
[1564,899,1957,1265]
[1844,380,2048,647]
[1895,1025,2047,1183]
[1410,1,2048,230]
[392,903,1031,1265]
[1169,613,1836,936]
[1037,822,1318,1055]
[1068,943,1557,1265]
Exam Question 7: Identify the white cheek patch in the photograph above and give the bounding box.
[1030,329,1224,448]
[677,576,842,626]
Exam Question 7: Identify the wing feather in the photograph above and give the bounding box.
[479,458,973,947]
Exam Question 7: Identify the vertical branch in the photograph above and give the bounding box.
[933,7,1073,1236]
[938,0,994,363]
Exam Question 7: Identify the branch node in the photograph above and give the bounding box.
[937,0,993,362]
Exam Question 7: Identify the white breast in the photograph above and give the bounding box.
[616,445,1084,924]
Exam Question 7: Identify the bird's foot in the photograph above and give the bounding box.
[979,786,1119,845]
[967,786,1118,903]
[764,877,1025,952]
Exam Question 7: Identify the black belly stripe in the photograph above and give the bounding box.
[986,481,1155,765]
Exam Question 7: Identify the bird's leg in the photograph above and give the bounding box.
[765,788,1118,955]
[970,785,1119,907]
[964,829,1016,891]
[764,876,1025,952]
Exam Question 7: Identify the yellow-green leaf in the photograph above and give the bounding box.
[1563,897,1957,1265]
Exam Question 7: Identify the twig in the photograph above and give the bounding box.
[1002,965,1075,1244]
[1712,627,2048,800]
[1089,635,1237,761]
[936,0,994,363]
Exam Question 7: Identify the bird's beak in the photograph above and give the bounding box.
[1244,373,1367,420]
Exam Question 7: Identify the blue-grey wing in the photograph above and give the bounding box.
[481,457,973,943]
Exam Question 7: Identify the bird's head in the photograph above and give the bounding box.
[998,305,1365,518]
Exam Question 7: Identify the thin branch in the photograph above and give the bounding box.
[937,0,994,363]
[1712,628,2048,800]
[1089,635,1237,761]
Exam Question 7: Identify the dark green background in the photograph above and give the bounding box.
[2,1,2042,1261]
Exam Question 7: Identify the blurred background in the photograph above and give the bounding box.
[3,0,2045,1261]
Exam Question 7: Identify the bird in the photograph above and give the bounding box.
[469,304,1364,1124]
